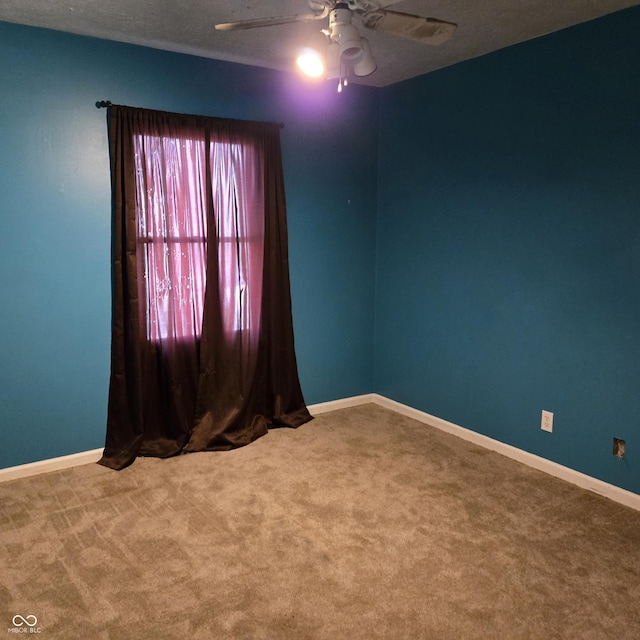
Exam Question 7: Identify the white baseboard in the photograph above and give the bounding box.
[370,394,640,512]
[308,394,379,415]
[2,394,639,513]
[0,449,103,483]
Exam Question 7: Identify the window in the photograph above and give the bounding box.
[133,134,263,341]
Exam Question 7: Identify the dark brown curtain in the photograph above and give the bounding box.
[100,105,311,471]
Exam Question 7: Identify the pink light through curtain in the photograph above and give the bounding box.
[133,134,264,343]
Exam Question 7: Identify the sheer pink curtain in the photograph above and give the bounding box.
[134,133,208,342]
[211,140,264,342]
[101,106,311,470]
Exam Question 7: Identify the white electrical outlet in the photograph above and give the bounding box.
[541,410,553,433]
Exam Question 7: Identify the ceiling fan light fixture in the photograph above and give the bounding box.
[337,23,363,61]
[352,37,376,76]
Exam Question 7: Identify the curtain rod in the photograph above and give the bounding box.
[96,101,285,128]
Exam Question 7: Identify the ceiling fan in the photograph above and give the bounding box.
[215,1,457,87]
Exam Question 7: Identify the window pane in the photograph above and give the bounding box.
[134,133,207,341]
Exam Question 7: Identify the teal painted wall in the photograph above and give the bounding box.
[375,7,640,493]
[0,22,378,468]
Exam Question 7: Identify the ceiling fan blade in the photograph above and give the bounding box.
[362,10,457,45]
[216,7,329,31]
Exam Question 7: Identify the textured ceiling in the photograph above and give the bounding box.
[1,0,638,87]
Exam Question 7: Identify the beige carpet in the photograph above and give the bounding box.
[1,404,640,639]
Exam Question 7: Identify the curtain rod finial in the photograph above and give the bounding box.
[96,100,113,108]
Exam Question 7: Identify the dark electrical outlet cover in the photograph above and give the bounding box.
[613,438,625,458]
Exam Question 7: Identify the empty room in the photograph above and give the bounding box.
[1,1,640,637]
